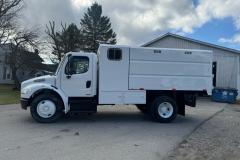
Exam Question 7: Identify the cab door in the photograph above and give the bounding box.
[60,54,93,97]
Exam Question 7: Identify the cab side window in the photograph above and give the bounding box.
[65,56,89,75]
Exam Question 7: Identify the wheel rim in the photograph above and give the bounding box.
[36,100,56,118]
[158,102,174,118]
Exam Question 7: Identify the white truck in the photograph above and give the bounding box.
[20,44,213,123]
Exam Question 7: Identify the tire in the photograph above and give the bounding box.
[136,104,148,113]
[149,96,178,123]
[30,94,63,123]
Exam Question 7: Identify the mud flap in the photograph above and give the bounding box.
[176,94,185,116]
[185,94,196,107]
[178,104,185,116]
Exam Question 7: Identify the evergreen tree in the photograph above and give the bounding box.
[80,3,117,53]
[61,23,83,53]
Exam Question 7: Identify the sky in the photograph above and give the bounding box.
[21,0,240,52]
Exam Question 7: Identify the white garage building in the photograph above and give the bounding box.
[142,33,240,96]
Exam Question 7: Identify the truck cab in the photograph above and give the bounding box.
[57,52,97,98]
[21,52,98,122]
[21,45,212,123]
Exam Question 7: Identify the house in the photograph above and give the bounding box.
[0,44,14,84]
[15,50,44,82]
[0,44,51,84]
[142,33,240,96]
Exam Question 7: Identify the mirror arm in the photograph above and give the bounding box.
[66,75,71,79]
[66,54,72,79]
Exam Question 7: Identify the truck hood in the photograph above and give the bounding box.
[21,75,56,89]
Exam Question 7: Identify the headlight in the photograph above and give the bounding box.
[21,87,32,94]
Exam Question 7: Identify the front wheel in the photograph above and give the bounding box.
[149,96,178,123]
[30,94,63,123]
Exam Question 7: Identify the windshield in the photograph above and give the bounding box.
[54,55,66,76]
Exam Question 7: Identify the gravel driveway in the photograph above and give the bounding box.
[165,103,240,160]
[0,99,224,160]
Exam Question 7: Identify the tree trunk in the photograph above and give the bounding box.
[12,67,20,90]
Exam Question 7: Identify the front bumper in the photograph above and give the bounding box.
[21,98,29,110]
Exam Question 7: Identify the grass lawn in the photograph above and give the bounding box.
[0,85,20,105]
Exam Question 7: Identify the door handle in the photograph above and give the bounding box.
[86,81,91,88]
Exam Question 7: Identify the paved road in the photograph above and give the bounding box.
[0,99,225,160]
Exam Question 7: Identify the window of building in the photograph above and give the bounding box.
[108,48,122,61]
[7,73,10,79]
[3,66,6,80]
[65,56,89,75]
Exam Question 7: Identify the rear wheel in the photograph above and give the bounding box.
[30,94,63,123]
[136,104,148,113]
[149,96,178,123]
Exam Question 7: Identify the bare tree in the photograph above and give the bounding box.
[0,0,23,44]
[45,21,63,62]
[7,28,40,88]
[0,0,42,89]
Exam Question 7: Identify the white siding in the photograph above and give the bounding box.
[146,36,240,91]
[216,56,238,88]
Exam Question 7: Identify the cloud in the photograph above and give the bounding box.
[22,0,78,30]
[21,0,240,45]
[198,0,240,46]
[197,0,240,29]
[219,33,240,44]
